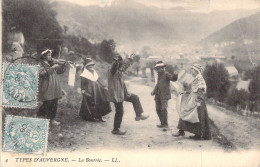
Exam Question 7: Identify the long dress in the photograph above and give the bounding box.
[79,69,111,120]
[176,74,211,140]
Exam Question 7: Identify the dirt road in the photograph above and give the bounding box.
[48,77,222,152]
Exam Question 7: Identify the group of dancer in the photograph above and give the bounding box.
[151,61,211,140]
[36,50,149,134]
[5,41,211,139]
[36,48,211,139]
[3,25,211,139]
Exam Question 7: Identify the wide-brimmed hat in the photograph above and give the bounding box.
[83,57,95,66]
[154,61,166,69]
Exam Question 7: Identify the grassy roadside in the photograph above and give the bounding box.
[207,101,260,132]
[208,119,236,151]
[134,76,236,151]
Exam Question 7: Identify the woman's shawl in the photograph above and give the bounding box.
[176,74,207,123]
[191,74,207,93]
[80,69,99,81]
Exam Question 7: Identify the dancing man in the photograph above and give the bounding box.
[107,54,149,135]
[151,61,178,128]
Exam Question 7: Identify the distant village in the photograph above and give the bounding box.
[134,42,257,96]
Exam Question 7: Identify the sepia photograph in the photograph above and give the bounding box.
[1,0,260,166]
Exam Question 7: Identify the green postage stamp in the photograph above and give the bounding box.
[1,62,39,108]
[3,115,49,155]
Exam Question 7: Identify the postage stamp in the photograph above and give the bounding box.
[1,62,39,108]
[3,115,49,155]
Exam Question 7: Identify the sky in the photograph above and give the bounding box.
[57,0,260,12]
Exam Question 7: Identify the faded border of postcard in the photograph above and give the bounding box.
[1,0,260,167]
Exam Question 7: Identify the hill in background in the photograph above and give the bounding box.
[54,0,259,51]
[202,12,260,61]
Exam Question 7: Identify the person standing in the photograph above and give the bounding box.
[79,58,111,122]
[4,26,25,62]
[7,26,25,48]
[107,54,149,135]
[37,48,67,125]
[172,64,211,140]
[151,61,178,128]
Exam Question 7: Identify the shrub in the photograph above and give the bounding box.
[2,0,62,52]
[64,35,97,60]
[203,63,230,102]
[98,39,116,63]
[249,65,260,102]
[226,88,249,108]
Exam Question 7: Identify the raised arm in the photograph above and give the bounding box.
[38,62,54,77]
[119,58,133,72]
[51,58,69,74]
[166,71,178,82]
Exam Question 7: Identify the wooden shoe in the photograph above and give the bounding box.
[189,135,202,140]
[111,129,126,135]
[172,131,185,137]
[135,115,149,121]
[157,124,168,128]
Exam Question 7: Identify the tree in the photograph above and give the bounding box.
[63,25,69,34]
[203,63,230,101]
[2,0,63,52]
[132,55,140,62]
[249,65,260,102]
[226,88,249,109]
[99,39,116,63]
[63,35,96,59]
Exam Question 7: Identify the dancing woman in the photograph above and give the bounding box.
[173,64,211,140]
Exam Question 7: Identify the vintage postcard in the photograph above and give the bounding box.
[1,0,260,166]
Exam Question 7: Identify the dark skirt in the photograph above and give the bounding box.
[177,100,211,140]
[79,83,111,120]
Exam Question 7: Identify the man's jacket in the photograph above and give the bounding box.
[153,71,178,100]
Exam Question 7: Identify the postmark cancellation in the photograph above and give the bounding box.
[3,115,49,155]
[1,62,39,108]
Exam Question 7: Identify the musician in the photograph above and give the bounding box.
[37,48,68,125]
